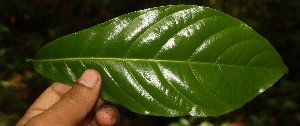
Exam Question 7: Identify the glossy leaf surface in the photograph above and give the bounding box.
[28,5,288,116]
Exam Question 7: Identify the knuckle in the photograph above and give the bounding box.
[26,118,46,126]
[63,85,89,106]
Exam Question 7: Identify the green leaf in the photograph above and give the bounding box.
[28,5,288,116]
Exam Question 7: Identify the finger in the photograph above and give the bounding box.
[77,98,106,126]
[27,69,102,125]
[16,82,71,126]
[92,98,106,112]
[90,105,120,126]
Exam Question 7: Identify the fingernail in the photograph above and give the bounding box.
[101,106,116,119]
[78,69,100,88]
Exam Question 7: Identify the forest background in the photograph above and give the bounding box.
[0,0,299,125]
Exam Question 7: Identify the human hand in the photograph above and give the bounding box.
[16,69,119,126]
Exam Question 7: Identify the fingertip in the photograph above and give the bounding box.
[78,69,101,88]
[95,105,119,126]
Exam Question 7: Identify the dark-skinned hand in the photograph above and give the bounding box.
[17,69,119,126]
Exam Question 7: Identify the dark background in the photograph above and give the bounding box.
[0,0,299,126]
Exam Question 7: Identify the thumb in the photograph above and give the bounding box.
[31,69,102,125]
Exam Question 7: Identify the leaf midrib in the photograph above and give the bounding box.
[27,58,285,70]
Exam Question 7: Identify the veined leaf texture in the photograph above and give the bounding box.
[28,5,288,116]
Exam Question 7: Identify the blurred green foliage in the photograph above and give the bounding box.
[0,0,299,125]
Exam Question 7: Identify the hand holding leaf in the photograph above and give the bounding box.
[28,5,288,116]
